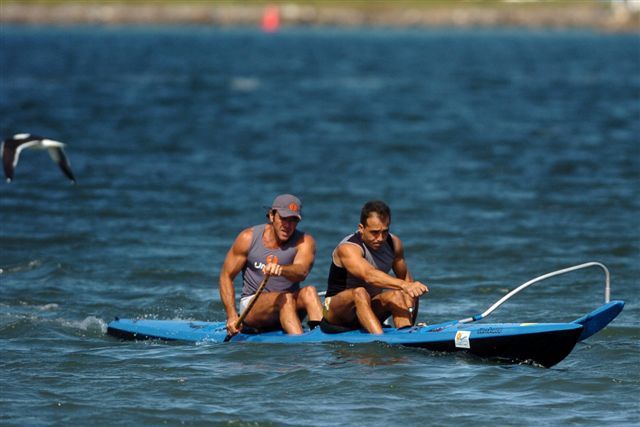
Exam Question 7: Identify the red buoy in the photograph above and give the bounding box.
[261,5,280,33]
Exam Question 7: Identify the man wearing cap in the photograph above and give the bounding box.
[321,200,429,334]
[219,194,323,336]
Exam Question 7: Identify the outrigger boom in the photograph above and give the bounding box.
[459,261,611,323]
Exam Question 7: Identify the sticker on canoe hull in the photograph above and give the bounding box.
[455,331,471,349]
[477,327,503,335]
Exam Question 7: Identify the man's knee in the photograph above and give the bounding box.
[390,290,409,306]
[352,287,371,305]
[275,292,296,310]
[300,286,317,301]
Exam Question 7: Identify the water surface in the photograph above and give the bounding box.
[1,27,638,426]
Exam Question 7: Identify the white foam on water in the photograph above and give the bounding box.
[38,303,59,311]
[230,77,260,92]
[1,310,107,336]
[2,259,43,274]
[65,316,108,334]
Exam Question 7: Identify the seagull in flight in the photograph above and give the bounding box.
[1,133,76,183]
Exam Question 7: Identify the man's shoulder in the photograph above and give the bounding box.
[234,226,259,249]
[336,235,363,255]
[389,233,405,258]
[294,228,315,246]
[337,232,358,244]
[238,225,259,238]
[388,233,399,248]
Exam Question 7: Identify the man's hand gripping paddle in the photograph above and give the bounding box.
[224,274,271,342]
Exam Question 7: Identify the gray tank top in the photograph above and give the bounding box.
[241,224,302,297]
[326,232,395,297]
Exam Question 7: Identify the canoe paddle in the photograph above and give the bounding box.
[224,274,271,342]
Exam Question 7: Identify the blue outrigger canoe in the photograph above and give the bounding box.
[107,262,624,368]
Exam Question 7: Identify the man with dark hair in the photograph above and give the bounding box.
[322,200,428,334]
[219,194,323,337]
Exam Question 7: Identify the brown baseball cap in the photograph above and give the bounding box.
[271,194,302,220]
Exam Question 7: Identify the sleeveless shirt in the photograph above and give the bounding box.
[241,224,303,297]
[325,232,395,297]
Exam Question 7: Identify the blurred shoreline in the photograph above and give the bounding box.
[1,2,639,32]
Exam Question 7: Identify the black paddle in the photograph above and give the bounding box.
[224,274,271,342]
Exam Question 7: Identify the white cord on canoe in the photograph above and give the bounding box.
[459,261,610,324]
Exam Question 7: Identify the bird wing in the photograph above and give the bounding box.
[1,140,12,181]
[11,139,41,167]
[47,147,76,183]
[2,139,40,181]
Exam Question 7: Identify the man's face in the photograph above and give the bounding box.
[270,210,300,242]
[358,213,389,250]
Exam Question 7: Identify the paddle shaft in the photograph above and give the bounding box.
[224,274,271,342]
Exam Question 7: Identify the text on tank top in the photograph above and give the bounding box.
[241,223,302,297]
[325,232,395,297]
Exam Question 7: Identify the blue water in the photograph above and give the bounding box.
[1,26,639,426]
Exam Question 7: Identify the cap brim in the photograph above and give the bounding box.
[275,208,301,220]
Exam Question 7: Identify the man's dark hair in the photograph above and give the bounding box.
[360,200,391,226]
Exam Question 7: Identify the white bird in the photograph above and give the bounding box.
[1,133,76,183]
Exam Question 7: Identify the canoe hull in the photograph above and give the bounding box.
[107,301,623,368]
[107,318,583,368]
[402,326,583,368]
